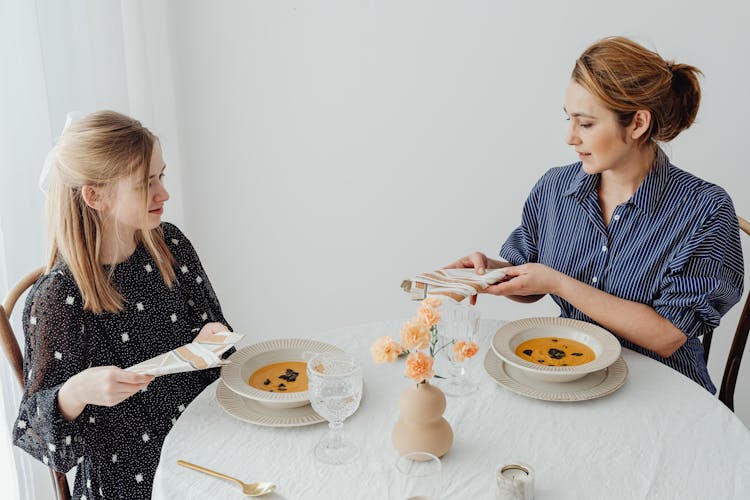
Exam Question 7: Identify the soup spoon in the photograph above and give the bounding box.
[177,460,277,497]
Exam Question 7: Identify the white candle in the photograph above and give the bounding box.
[502,467,529,480]
[496,463,534,500]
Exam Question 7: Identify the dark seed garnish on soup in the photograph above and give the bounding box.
[249,362,308,392]
[548,348,566,360]
[279,368,299,382]
[515,337,595,366]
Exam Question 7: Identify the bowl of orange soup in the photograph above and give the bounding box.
[491,317,621,382]
[221,338,343,408]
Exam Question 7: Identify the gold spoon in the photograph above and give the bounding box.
[177,460,276,497]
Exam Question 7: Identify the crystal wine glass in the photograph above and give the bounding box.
[306,352,363,465]
[435,301,480,397]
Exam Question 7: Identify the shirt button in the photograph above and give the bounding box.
[602,246,608,252]
[613,214,621,221]
[592,276,598,284]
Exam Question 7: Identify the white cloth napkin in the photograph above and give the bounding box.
[401,268,508,302]
[126,331,244,376]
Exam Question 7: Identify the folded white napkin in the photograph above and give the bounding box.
[401,268,508,302]
[126,331,244,376]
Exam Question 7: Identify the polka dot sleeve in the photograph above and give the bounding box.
[13,270,90,473]
[162,223,231,332]
[162,223,234,383]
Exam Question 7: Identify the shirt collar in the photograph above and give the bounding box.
[563,146,671,214]
[628,146,671,214]
[563,164,598,200]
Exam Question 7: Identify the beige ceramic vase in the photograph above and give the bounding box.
[391,381,453,458]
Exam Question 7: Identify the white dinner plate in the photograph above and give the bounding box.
[483,348,628,402]
[221,338,343,408]
[215,381,325,427]
[491,317,621,382]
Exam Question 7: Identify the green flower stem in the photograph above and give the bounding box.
[429,325,439,357]
[432,339,455,357]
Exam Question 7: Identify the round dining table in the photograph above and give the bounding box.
[152,319,750,499]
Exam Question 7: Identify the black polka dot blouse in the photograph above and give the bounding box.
[13,223,232,499]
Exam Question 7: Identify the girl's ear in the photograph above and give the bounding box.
[629,110,652,141]
[81,185,106,210]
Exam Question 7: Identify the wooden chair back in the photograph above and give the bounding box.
[716,216,750,411]
[0,267,71,500]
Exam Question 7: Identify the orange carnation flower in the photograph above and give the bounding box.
[405,351,435,383]
[453,340,479,362]
[417,304,441,328]
[421,297,443,309]
[370,336,403,364]
[400,320,430,350]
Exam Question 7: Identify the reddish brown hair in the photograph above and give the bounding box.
[572,36,702,143]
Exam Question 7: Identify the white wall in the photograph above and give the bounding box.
[163,0,750,424]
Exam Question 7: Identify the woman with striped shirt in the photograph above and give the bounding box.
[448,37,743,392]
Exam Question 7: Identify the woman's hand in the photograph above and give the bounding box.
[444,252,508,304]
[193,322,229,342]
[58,366,154,420]
[444,252,506,275]
[483,263,563,298]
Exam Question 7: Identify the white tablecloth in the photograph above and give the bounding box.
[152,320,750,499]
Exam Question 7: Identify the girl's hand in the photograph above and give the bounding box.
[483,263,563,297]
[193,322,229,342]
[59,366,154,418]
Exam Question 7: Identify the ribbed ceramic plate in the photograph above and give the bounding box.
[483,348,628,402]
[491,317,621,381]
[215,381,325,427]
[221,338,343,408]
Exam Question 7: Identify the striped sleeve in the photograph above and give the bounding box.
[499,175,544,265]
[652,195,744,339]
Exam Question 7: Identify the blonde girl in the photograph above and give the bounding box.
[14,110,230,498]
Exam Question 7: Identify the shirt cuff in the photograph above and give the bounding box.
[655,305,704,340]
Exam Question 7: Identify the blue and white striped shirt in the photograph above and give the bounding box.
[500,147,744,392]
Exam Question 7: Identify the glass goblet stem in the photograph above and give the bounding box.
[448,362,465,379]
[327,421,344,447]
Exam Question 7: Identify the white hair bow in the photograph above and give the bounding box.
[39,111,82,196]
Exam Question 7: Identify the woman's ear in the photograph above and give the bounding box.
[630,110,652,141]
[81,185,105,210]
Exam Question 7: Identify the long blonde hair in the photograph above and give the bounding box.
[572,36,702,144]
[45,110,176,313]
